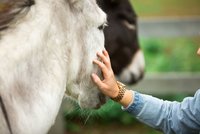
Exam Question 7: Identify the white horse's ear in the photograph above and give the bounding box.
[68,0,81,4]
[0,0,34,31]
[67,0,84,11]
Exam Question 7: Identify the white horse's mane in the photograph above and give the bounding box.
[0,0,107,133]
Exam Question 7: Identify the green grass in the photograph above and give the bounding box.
[65,93,189,134]
[130,0,200,17]
[65,100,162,134]
[140,37,200,72]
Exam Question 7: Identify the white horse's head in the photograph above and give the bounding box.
[0,0,107,133]
[64,0,108,109]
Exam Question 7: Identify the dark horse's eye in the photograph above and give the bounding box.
[98,22,108,30]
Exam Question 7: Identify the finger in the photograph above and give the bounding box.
[103,49,109,58]
[197,48,200,56]
[93,59,109,78]
[91,73,105,89]
[97,52,110,68]
[103,50,112,68]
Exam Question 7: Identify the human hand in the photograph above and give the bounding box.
[92,50,134,107]
[91,50,119,98]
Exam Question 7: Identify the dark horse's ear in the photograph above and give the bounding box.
[103,0,120,5]
[0,0,34,31]
[97,0,120,9]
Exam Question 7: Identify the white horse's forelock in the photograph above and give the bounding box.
[0,0,107,133]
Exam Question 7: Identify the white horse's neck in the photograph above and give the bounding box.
[0,2,69,133]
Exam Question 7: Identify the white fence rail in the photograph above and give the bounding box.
[138,17,200,37]
[129,73,200,95]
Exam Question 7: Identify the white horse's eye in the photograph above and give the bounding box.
[98,22,108,30]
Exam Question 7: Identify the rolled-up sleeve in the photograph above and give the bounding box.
[123,90,200,134]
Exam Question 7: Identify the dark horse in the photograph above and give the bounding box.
[97,0,145,84]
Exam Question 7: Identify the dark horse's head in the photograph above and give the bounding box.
[97,0,145,84]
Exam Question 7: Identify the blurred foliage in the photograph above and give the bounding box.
[130,0,200,17]
[65,100,162,134]
[140,37,200,72]
[65,100,136,127]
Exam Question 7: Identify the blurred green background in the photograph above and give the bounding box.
[65,0,200,134]
[131,0,200,17]
[132,0,200,73]
[141,37,200,73]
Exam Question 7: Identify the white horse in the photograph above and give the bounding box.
[0,0,107,134]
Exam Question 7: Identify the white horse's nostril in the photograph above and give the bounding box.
[98,93,106,105]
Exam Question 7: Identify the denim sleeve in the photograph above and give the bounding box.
[123,90,200,134]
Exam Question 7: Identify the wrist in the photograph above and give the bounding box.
[120,90,134,108]
[111,81,134,107]
[111,81,126,102]
[112,82,120,98]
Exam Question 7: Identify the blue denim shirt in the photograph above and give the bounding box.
[123,90,200,134]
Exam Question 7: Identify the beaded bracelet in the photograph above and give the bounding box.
[111,81,126,102]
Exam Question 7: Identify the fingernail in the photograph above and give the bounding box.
[91,73,96,79]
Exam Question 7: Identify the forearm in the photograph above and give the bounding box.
[118,89,134,108]
[123,90,200,134]
[110,81,135,108]
[122,92,178,133]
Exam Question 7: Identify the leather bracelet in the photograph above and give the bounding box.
[111,81,126,102]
